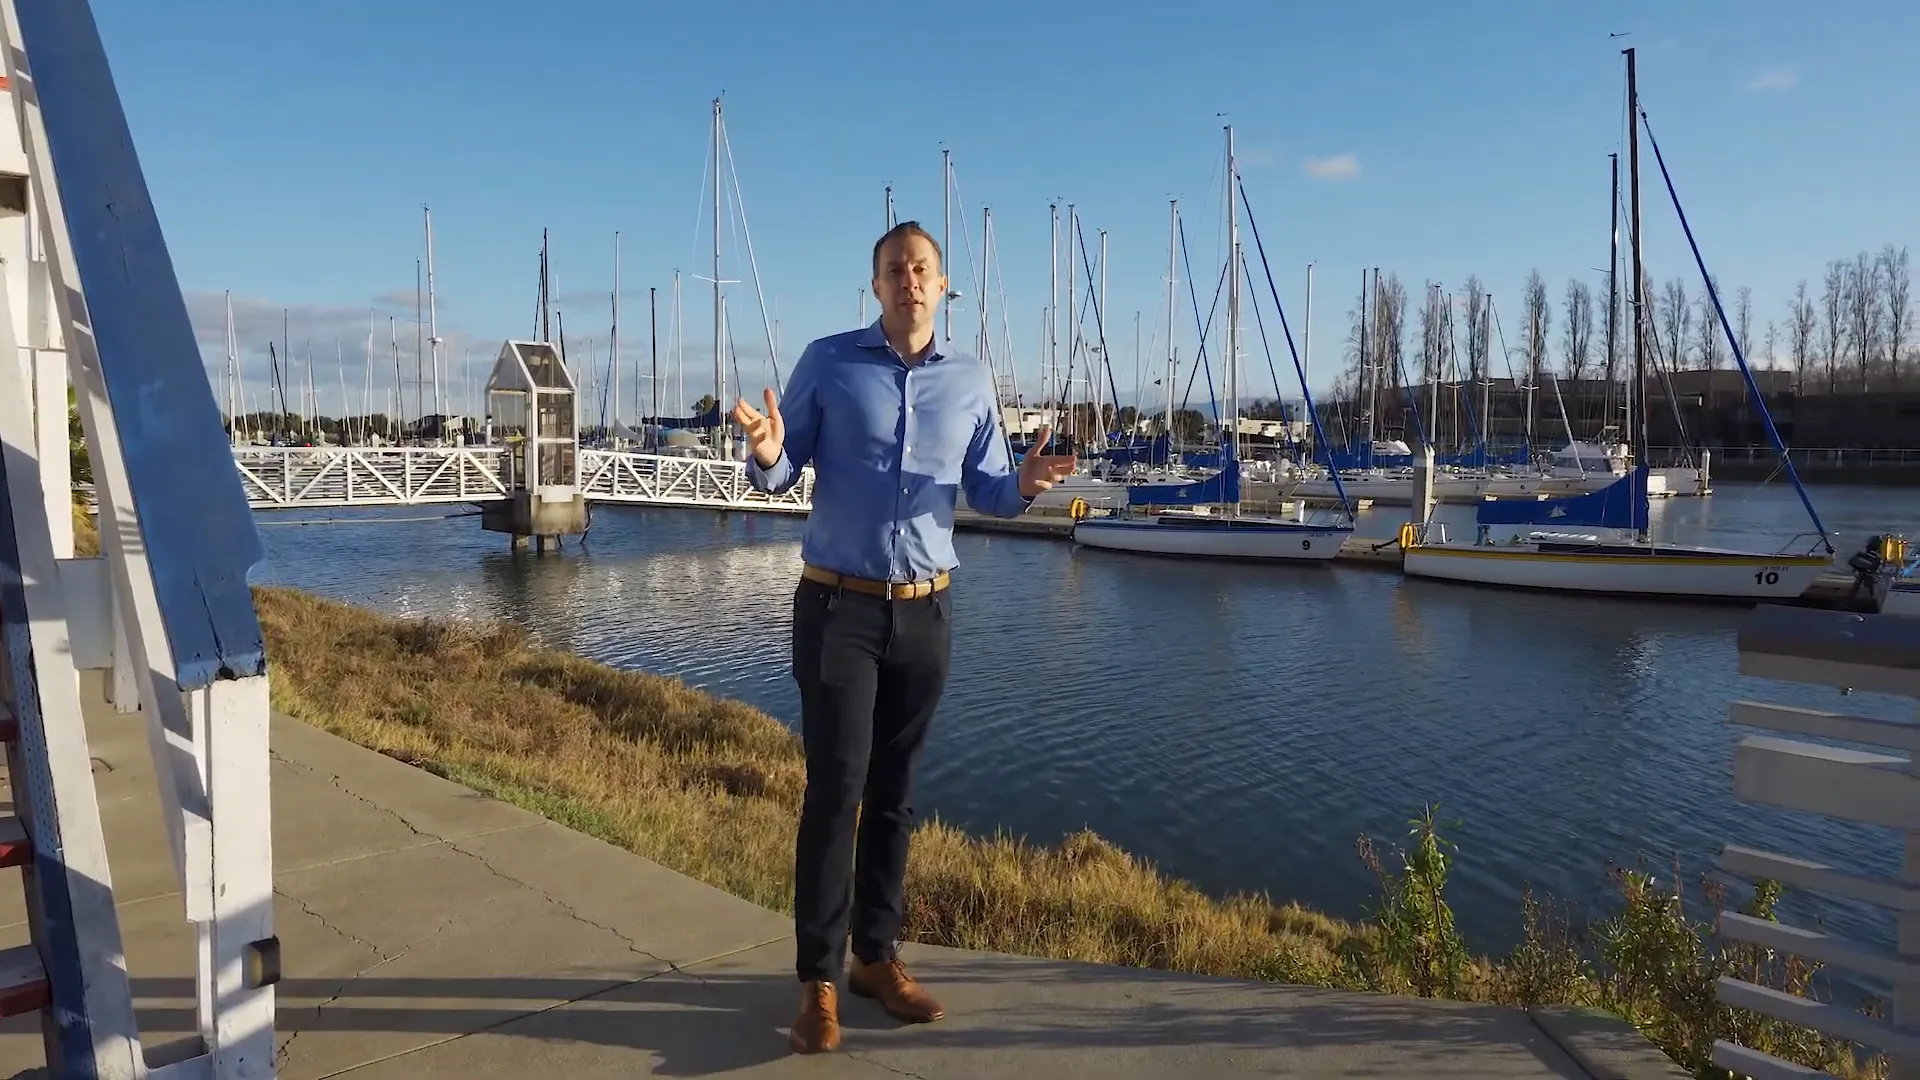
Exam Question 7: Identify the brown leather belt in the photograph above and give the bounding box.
[801,563,950,600]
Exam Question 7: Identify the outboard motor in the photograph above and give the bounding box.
[1849,535,1886,588]
[1849,534,1913,596]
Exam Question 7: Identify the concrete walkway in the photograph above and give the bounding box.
[0,681,1685,1078]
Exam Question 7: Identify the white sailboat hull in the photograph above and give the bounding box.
[1403,541,1832,601]
[1073,516,1351,562]
[958,474,1125,513]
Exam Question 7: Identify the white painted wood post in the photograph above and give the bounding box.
[1714,607,1920,1079]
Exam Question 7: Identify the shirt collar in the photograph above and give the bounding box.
[856,319,944,365]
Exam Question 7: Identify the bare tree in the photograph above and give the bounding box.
[1735,285,1753,361]
[1820,260,1845,392]
[1521,270,1550,437]
[1374,273,1409,394]
[1845,251,1883,390]
[1562,279,1595,385]
[1659,278,1690,370]
[1417,283,1444,390]
[1597,273,1621,423]
[1343,275,1368,418]
[1789,279,1816,393]
[1461,277,1488,385]
[1882,244,1911,387]
[1763,320,1779,370]
[1695,277,1724,393]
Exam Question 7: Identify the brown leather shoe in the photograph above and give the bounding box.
[849,956,946,1023]
[789,980,841,1054]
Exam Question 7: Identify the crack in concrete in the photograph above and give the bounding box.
[444,833,669,968]
[276,885,394,963]
[271,750,436,841]
[275,882,463,1070]
[842,1048,930,1078]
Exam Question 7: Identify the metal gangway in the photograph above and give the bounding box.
[231,445,814,513]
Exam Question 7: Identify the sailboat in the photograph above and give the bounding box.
[1402,48,1833,601]
[1072,125,1355,563]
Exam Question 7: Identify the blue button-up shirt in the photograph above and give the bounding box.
[746,321,1030,581]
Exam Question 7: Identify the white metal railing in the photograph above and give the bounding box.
[231,445,818,513]
[577,449,813,511]
[1714,606,1920,1079]
[234,446,509,507]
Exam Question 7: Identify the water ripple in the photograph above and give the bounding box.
[251,486,1920,958]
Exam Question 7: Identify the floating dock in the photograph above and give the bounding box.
[953,510,1883,612]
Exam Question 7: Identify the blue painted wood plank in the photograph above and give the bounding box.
[0,464,101,1076]
[16,0,265,687]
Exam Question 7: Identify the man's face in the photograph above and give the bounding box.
[872,234,946,325]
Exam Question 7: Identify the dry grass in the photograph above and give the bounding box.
[248,584,1881,1078]
[252,584,1364,976]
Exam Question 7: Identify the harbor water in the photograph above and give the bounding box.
[251,481,1920,964]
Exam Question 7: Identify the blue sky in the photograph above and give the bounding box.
[90,0,1918,415]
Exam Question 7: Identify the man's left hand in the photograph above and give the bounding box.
[1017,427,1076,498]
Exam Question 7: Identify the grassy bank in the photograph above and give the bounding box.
[245,584,1884,1078]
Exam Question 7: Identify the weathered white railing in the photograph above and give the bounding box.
[577,449,813,512]
[233,445,817,513]
[1716,606,1920,1079]
[234,445,510,507]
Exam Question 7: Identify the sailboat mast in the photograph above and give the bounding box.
[414,258,425,435]
[1163,199,1178,439]
[224,291,238,444]
[1624,49,1645,470]
[978,206,992,365]
[711,97,726,456]
[1624,46,1648,542]
[942,148,952,347]
[1048,203,1059,429]
[612,230,622,431]
[1097,228,1108,449]
[425,205,444,430]
[389,316,399,436]
[1066,203,1078,445]
[649,286,659,448]
[1606,152,1621,439]
[1224,123,1240,510]
[1304,261,1316,459]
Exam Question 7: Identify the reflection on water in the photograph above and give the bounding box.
[251,482,1919,959]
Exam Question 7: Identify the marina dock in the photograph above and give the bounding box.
[954,510,1885,612]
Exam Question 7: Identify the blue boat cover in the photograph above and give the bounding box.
[1475,466,1649,531]
[1126,466,1241,507]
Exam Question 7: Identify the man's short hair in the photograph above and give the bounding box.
[872,221,943,278]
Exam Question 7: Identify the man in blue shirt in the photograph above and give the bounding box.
[735,221,1073,1055]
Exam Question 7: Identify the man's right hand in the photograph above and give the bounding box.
[732,388,785,468]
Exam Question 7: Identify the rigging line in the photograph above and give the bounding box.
[947,169,983,334]
[985,214,1021,406]
[1488,298,1538,462]
[1175,214,1224,423]
[718,120,784,394]
[1236,178,1354,519]
[1073,219,1126,421]
[1638,106,1830,551]
[1238,250,1289,417]
[684,117,716,276]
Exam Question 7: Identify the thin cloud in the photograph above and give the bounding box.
[1747,66,1798,92]
[1302,153,1360,181]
